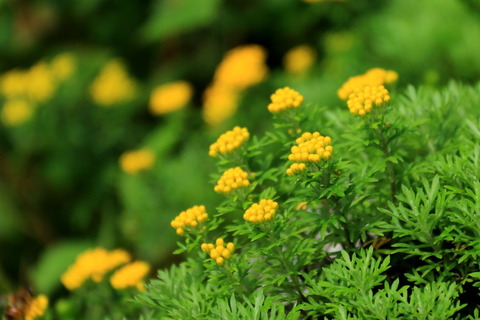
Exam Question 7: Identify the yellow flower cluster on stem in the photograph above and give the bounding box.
[61,248,131,290]
[201,238,235,265]
[283,45,316,75]
[209,126,250,157]
[337,68,398,100]
[243,199,279,224]
[214,167,250,194]
[110,261,150,291]
[171,205,208,236]
[203,45,268,126]
[286,132,333,176]
[149,81,193,115]
[25,294,48,320]
[90,59,137,106]
[268,87,304,113]
[346,85,390,116]
[1,100,33,127]
[120,149,155,174]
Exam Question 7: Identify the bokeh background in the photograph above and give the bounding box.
[1,0,480,302]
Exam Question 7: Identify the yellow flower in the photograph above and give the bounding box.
[90,59,137,106]
[171,205,208,236]
[284,45,316,74]
[25,294,48,320]
[201,238,235,265]
[337,68,398,100]
[244,199,279,224]
[110,261,150,291]
[268,87,304,113]
[61,248,131,290]
[202,84,240,127]
[149,81,193,115]
[25,62,56,102]
[214,45,268,91]
[214,167,250,194]
[50,52,76,80]
[286,162,307,176]
[0,69,28,98]
[209,126,249,157]
[120,149,155,174]
[346,85,390,116]
[1,99,34,126]
[287,132,333,176]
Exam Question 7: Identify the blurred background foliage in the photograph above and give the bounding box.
[0,0,479,301]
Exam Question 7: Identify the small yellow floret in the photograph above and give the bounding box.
[171,205,208,235]
[149,81,193,115]
[110,261,150,291]
[214,167,250,194]
[346,85,390,116]
[202,238,235,265]
[268,87,304,113]
[119,149,155,174]
[209,126,250,157]
[244,199,279,224]
[25,294,48,320]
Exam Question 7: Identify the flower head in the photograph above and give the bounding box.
[1,99,34,126]
[90,59,137,106]
[284,45,316,74]
[201,238,235,265]
[171,205,208,235]
[61,248,131,290]
[25,294,48,320]
[149,81,192,115]
[244,199,279,224]
[110,261,150,291]
[337,68,398,100]
[214,167,250,194]
[209,126,249,157]
[120,149,155,174]
[202,84,239,126]
[214,45,268,91]
[50,53,76,80]
[287,132,333,176]
[268,87,304,113]
[346,85,390,116]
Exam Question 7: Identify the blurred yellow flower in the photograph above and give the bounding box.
[90,59,137,106]
[61,248,131,290]
[0,69,27,98]
[202,84,239,127]
[110,261,150,291]
[120,149,155,174]
[25,295,48,320]
[214,45,268,91]
[1,99,34,126]
[50,52,76,80]
[26,62,56,102]
[149,81,192,115]
[284,45,316,74]
[337,68,398,100]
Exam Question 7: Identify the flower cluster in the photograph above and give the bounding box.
[203,45,268,126]
[171,205,208,235]
[110,261,150,291]
[209,126,250,158]
[25,294,48,320]
[90,59,137,106]
[286,132,333,176]
[346,85,391,116]
[337,68,398,100]
[149,81,193,115]
[283,45,316,74]
[243,199,279,224]
[214,167,250,194]
[267,87,304,113]
[61,248,131,290]
[0,53,76,126]
[201,238,235,265]
[119,149,155,174]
